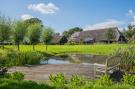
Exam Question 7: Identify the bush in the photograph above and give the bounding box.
[49,73,66,84]
[70,74,86,86]
[96,74,113,86]
[1,51,43,67]
[49,73,66,88]
[5,72,24,81]
[112,46,135,71]
[123,73,135,85]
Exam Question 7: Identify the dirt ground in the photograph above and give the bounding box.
[8,64,94,82]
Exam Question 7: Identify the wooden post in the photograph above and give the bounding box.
[105,58,108,74]
[93,64,96,79]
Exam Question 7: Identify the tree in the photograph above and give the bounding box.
[27,24,42,50]
[123,25,135,39]
[0,15,11,49]
[54,32,60,36]
[41,27,54,50]
[105,28,115,43]
[24,18,43,27]
[13,21,27,51]
[63,27,83,38]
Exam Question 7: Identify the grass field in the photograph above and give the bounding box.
[2,44,132,55]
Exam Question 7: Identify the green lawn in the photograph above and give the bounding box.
[3,44,132,55]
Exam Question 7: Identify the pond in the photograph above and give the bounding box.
[40,54,108,65]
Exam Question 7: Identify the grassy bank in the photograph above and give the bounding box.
[1,72,135,89]
[0,44,133,67]
[4,44,132,55]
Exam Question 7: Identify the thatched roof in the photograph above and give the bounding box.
[50,36,63,44]
[69,27,124,42]
[50,36,67,44]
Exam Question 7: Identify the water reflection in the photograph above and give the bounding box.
[40,54,107,65]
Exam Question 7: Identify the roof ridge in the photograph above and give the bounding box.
[83,27,118,32]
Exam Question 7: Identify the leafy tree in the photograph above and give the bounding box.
[13,21,27,51]
[123,25,135,39]
[41,27,54,50]
[24,18,43,27]
[0,15,11,49]
[63,27,83,38]
[105,28,115,43]
[27,24,42,50]
[54,32,60,36]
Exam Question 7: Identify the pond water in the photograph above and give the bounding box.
[40,54,108,65]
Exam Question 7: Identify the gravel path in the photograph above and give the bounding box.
[8,64,94,81]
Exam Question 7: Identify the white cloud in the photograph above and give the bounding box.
[84,19,122,30]
[127,9,134,16]
[28,3,59,14]
[21,14,34,20]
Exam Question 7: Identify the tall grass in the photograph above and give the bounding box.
[112,46,135,71]
[0,50,44,67]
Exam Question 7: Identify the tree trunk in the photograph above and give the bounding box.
[2,41,4,50]
[46,45,48,51]
[45,42,48,51]
[32,44,35,51]
[17,43,20,51]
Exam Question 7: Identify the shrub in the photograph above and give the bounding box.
[49,73,66,84]
[96,74,113,86]
[112,46,135,71]
[5,72,24,81]
[70,74,86,86]
[49,73,66,88]
[123,73,135,85]
[1,51,43,67]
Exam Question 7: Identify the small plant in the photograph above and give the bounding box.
[5,72,24,81]
[96,74,113,86]
[123,73,135,85]
[70,74,86,86]
[49,73,67,89]
[49,73,66,85]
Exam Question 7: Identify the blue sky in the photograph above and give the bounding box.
[0,0,135,33]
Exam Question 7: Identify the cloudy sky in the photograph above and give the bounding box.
[0,0,135,33]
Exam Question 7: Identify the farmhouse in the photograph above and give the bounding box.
[50,35,68,45]
[68,27,127,43]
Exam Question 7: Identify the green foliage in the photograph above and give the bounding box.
[0,15,12,49]
[0,51,43,67]
[27,24,41,44]
[105,28,115,43]
[63,27,83,38]
[96,74,113,86]
[70,74,86,86]
[0,78,53,89]
[112,46,135,71]
[24,18,43,27]
[1,73,135,89]
[13,21,27,50]
[27,24,42,50]
[42,27,54,44]
[13,21,27,43]
[123,25,135,39]
[123,73,135,85]
[49,73,66,89]
[49,73,66,85]
[5,72,24,81]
